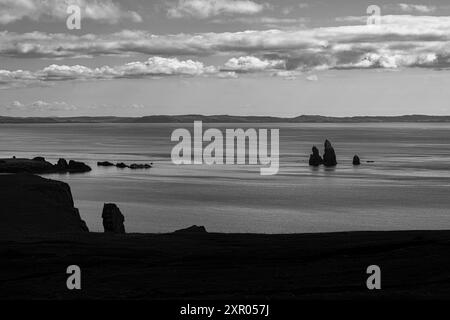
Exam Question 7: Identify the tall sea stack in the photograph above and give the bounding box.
[102,203,126,234]
[323,139,337,167]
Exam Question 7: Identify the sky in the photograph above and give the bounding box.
[0,0,449,117]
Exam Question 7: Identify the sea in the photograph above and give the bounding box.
[1,122,449,233]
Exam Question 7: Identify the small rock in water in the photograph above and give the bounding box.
[116,162,128,169]
[67,160,91,173]
[129,163,152,169]
[102,203,125,234]
[97,161,115,167]
[353,155,361,166]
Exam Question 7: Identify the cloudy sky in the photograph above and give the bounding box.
[0,0,449,117]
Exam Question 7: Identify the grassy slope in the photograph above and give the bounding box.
[1,230,450,299]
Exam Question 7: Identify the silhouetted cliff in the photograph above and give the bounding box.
[0,173,88,236]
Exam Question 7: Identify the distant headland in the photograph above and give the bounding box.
[1,114,450,124]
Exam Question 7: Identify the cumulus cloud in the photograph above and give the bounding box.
[3,100,77,112]
[0,0,142,24]
[2,15,450,75]
[211,16,308,28]
[0,57,226,87]
[306,74,318,81]
[217,71,238,78]
[281,3,308,15]
[272,70,301,80]
[223,56,285,72]
[167,0,265,18]
[397,3,436,13]
[38,57,217,80]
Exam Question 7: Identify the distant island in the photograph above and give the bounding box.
[1,114,450,124]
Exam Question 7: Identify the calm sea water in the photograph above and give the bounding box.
[1,123,449,233]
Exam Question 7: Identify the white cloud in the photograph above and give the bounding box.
[272,70,301,80]
[167,0,265,18]
[2,15,450,69]
[211,16,307,28]
[306,74,318,81]
[2,15,450,77]
[223,56,285,72]
[397,3,436,13]
[217,71,238,78]
[281,3,308,15]
[0,0,142,24]
[0,57,226,87]
[3,100,77,112]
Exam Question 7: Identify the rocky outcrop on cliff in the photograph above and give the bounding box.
[323,140,338,167]
[102,203,125,234]
[0,173,89,236]
[174,225,207,234]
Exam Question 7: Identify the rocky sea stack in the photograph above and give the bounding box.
[308,146,323,166]
[323,139,337,167]
[308,140,338,167]
[102,203,126,234]
[353,155,361,165]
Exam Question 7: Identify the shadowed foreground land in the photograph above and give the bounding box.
[1,230,450,300]
[1,174,450,300]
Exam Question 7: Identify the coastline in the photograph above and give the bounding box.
[2,114,450,124]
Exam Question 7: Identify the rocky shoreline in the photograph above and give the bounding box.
[97,161,153,169]
[0,157,91,174]
[0,156,155,174]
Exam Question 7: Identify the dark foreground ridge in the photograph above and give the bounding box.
[2,229,450,299]
[1,174,450,299]
[1,114,450,123]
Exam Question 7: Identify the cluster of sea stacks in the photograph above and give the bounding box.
[309,139,361,167]
[0,156,91,174]
[97,161,152,169]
